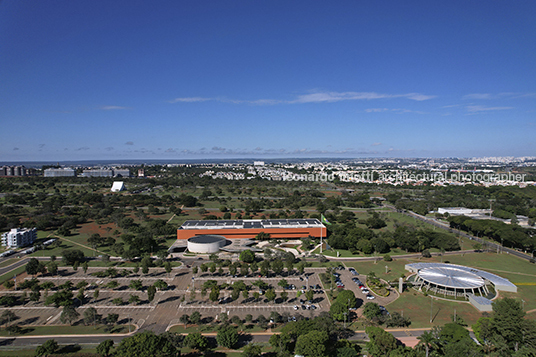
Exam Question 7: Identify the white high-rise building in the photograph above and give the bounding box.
[1,228,37,248]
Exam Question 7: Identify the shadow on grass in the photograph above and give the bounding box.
[57,344,81,354]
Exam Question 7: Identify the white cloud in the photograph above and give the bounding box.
[371,142,382,146]
[464,92,536,100]
[100,106,129,110]
[466,105,514,113]
[365,108,389,113]
[365,108,427,114]
[463,93,492,100]
[170,90,436,106]
[169,97,212,103]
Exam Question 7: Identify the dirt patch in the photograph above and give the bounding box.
[77,221,117,237]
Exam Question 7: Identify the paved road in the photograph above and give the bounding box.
[0,257,51,277]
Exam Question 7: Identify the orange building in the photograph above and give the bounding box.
[177,219,326,240]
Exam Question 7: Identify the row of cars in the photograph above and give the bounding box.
[352,277,375,300]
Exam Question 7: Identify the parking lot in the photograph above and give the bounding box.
[4,266,333,333]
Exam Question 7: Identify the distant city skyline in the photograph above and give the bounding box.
[2,1,535,161]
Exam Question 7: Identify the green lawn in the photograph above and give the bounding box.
[0,265,26,284]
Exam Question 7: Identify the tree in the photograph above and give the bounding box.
[242,343,262,357]
[114,331,177,357]
[295,330,329,357]
[260,260,271,276]
[164,261,172,277]
[82,261,88,274]
[129,294,140,305]
[93,289,100,302]
[209,286,220,302]
[83,307,99,325]
[216,325,239,349]
[417,331,436,357]
[129,280,143,291]
[491,297,526,350]
[60,305,80,325]
[35,339,58,357]
[190,311,201,325]
[297,262,305,275]
[265,288,276,302]
[180,314,190,327]
[62,249,85,266]
[25,258,41,276]
[363,302,383,320]
[147,285,157,302]
[305,289,314,302]
[30,289,41,302]
[141,259,150,275]
[239,249,255,263]
[280,291,288,301]
[285,259,294,275]
[45,290,73,307]
[366,326,398,357]
[272,259,284,275]
[154,279,168,290]
[0,310,18,329]
[96,339,114,357]
[106,313,119,326]
[278,279,288,289]
[255,232,271,240]
[184,332,208,351]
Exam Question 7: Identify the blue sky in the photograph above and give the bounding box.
[1,1,535,161]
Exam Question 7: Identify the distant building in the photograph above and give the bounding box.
[0,166,35,177]
[254,161,265,166]
[114,169,130,178]
[81,169,113,177]
[138,169,145,177]
[111,181,125,192]
[44,168,76,177]
[1,228,37,248]
[437,207,473,216]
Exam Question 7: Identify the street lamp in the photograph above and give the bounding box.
[430,297,433,324]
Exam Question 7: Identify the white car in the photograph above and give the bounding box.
[366,294,375,300]
[293,305,299,310]
[361,289,369,294]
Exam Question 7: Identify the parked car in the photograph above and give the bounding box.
[366,294,375,300]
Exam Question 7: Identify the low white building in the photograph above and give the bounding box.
[1,228,37,248]
[111,181,125,192]
[438,207,473,216]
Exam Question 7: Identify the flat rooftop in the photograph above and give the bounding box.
[179,218,323,230]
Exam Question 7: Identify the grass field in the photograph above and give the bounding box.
[0,265,25,284]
